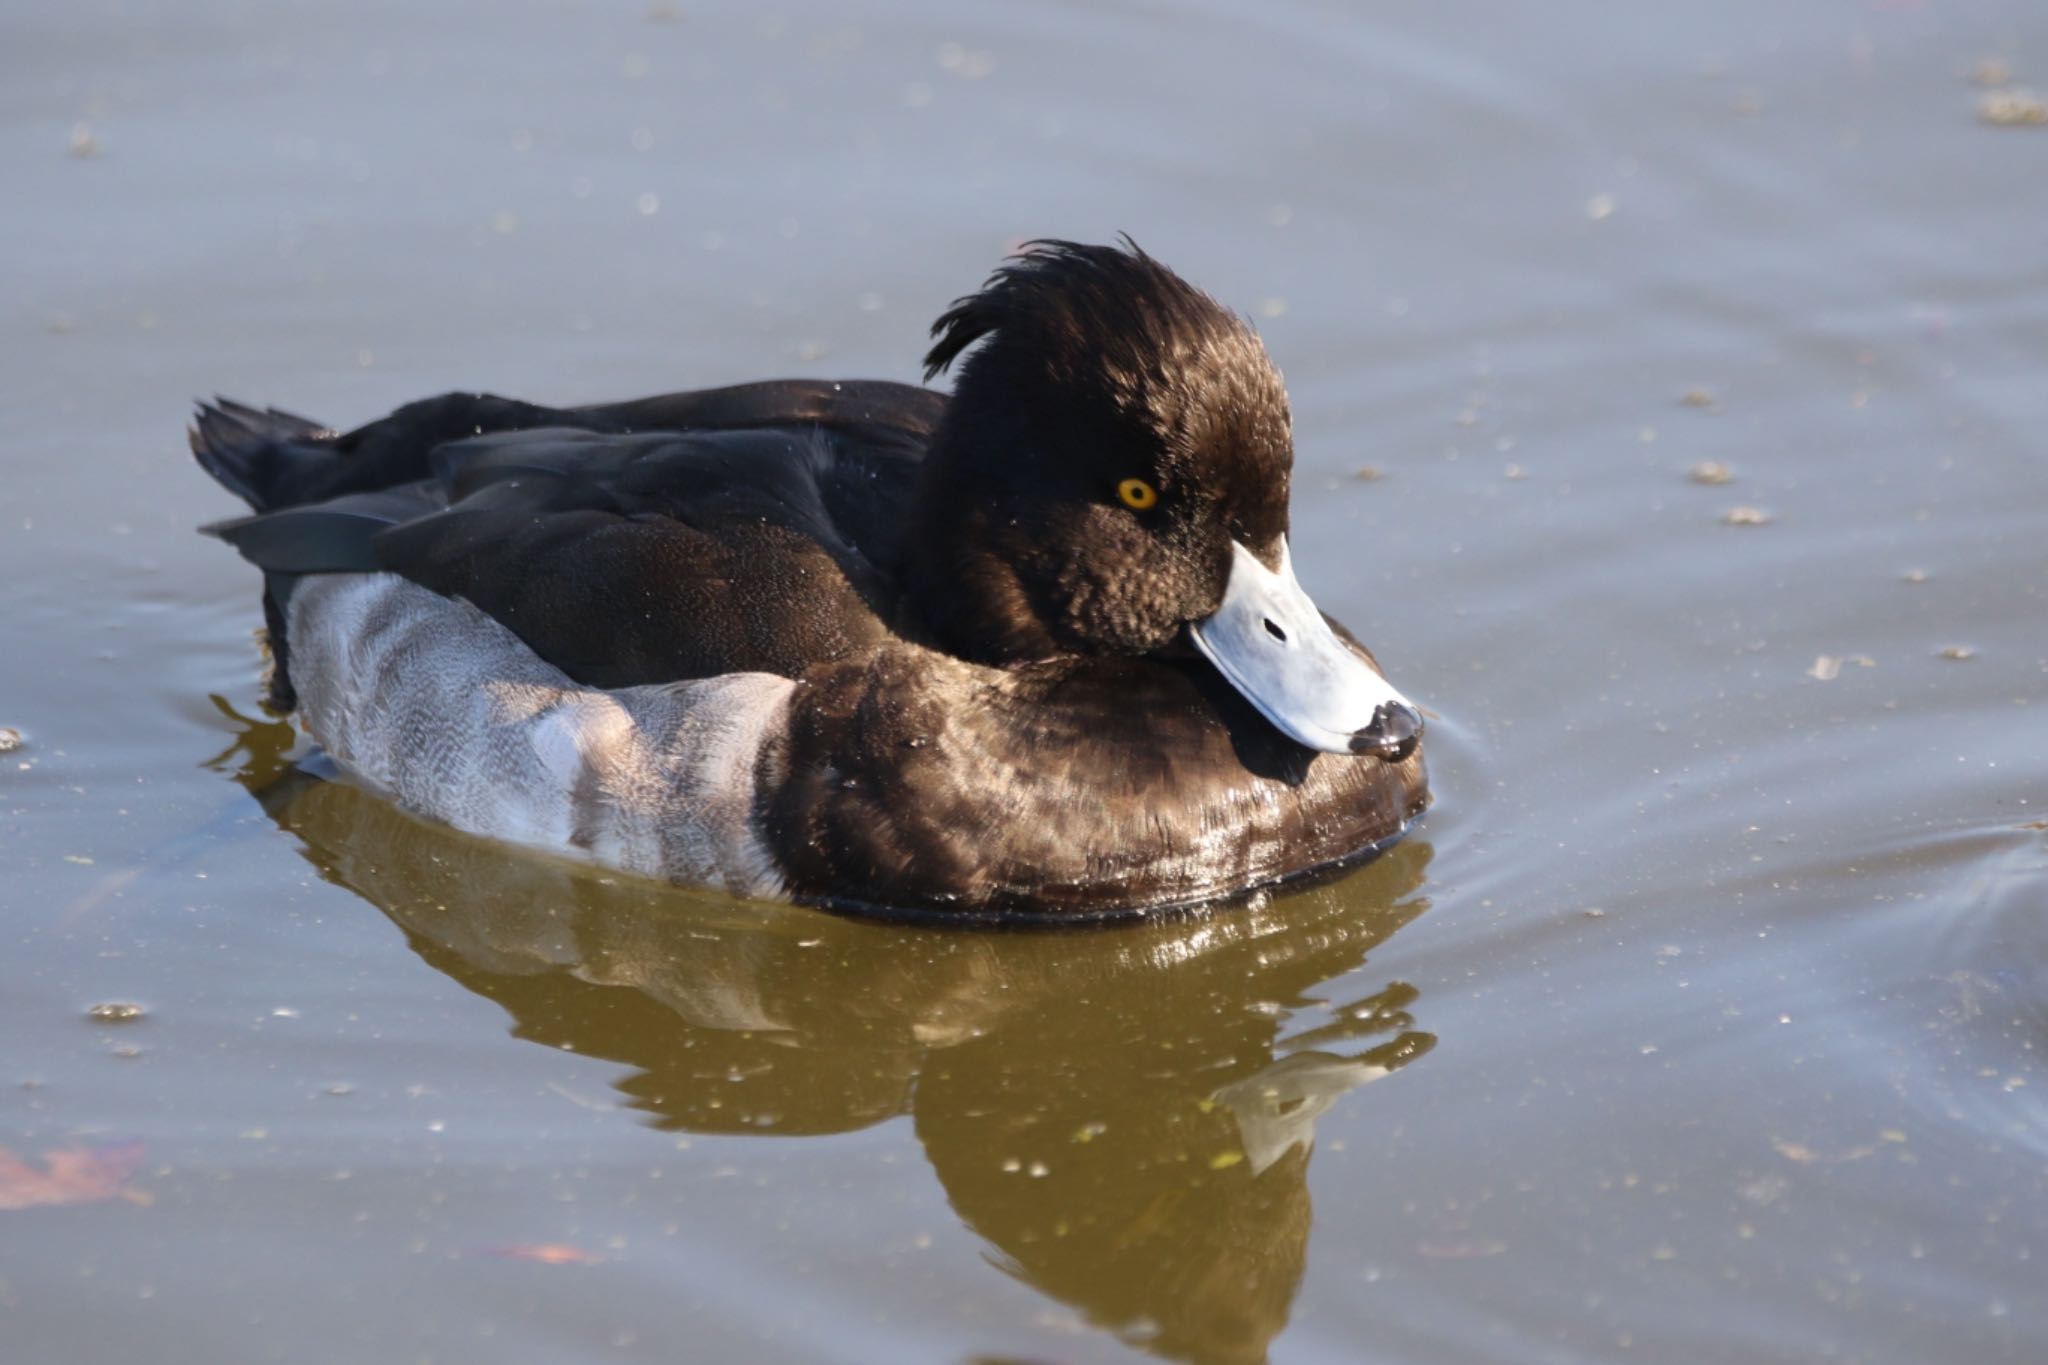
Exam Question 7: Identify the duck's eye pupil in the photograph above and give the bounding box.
[1117,478,1159,511]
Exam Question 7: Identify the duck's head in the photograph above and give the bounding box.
[909,239,1420,761]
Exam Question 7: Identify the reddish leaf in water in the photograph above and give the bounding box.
[0,1142,150,1210]
[477,1243,602,1265]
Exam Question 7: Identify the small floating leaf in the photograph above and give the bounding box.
[477,1243,601,1264]
[0,1142,150,1211]
[1807,654,1873,682]
[1980,88,2048,126]
[1972,58,2013,88]
[1772,1136,1874,1165]
[1420,1237,1507,1259]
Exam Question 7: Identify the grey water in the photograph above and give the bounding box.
[4,0,2046,1361]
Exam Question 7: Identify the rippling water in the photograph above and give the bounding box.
[5,0,2045,1361]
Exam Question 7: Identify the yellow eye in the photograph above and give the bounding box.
[1117,478,1159,511]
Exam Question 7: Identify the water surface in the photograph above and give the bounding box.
[5,0,2046,1361]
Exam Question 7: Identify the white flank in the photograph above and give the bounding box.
[287,573,793,896]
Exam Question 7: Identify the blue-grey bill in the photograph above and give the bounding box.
[1189,539,1421,758]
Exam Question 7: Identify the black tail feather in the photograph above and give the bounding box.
[188,398,336,512]
[202,486,439,575]
[191,398,358,712]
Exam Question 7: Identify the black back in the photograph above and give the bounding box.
[197,382,942,687]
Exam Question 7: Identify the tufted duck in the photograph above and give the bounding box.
[193,240,1427,917]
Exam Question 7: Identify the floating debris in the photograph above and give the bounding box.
[0,1142,150,1210]
[1688,460,1735,486]
[0,727,20,753]
[86,1002,146,1024]
[1972,58,2013,88]
[1772,1137,1875,1165]
[1679,387,1719,409]
[1807,655,1875,682]
[1352,465,1384,482]
[1902,568,1929,584]
[476,1243,602,1265]
[936,43,996,80]
[1419,1236,1507,1259]
[1721,506,1773,526]
[1979,88,2048,126]
[1939,645,1977,661]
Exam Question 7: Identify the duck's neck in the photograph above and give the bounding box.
[902,436,1066,667]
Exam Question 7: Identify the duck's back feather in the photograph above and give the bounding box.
[194,380,943,513]
[198,384,941,689]
[377,426,910,686]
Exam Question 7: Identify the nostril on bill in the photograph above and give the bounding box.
[1349,701,1423,762]
[1263,618,1287,643]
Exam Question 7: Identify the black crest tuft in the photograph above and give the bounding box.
[922,237,1247,385]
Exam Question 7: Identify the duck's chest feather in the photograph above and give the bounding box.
[765,646,1427,916]
[287,574,1423,917]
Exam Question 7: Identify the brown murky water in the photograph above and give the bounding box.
[5,1,2045,1361]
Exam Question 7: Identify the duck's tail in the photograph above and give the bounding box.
[188,398,338,513]
[191,398,345,712]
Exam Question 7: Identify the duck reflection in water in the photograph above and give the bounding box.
[211,704,1438,1365]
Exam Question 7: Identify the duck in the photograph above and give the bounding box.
[192,239,1427,918]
